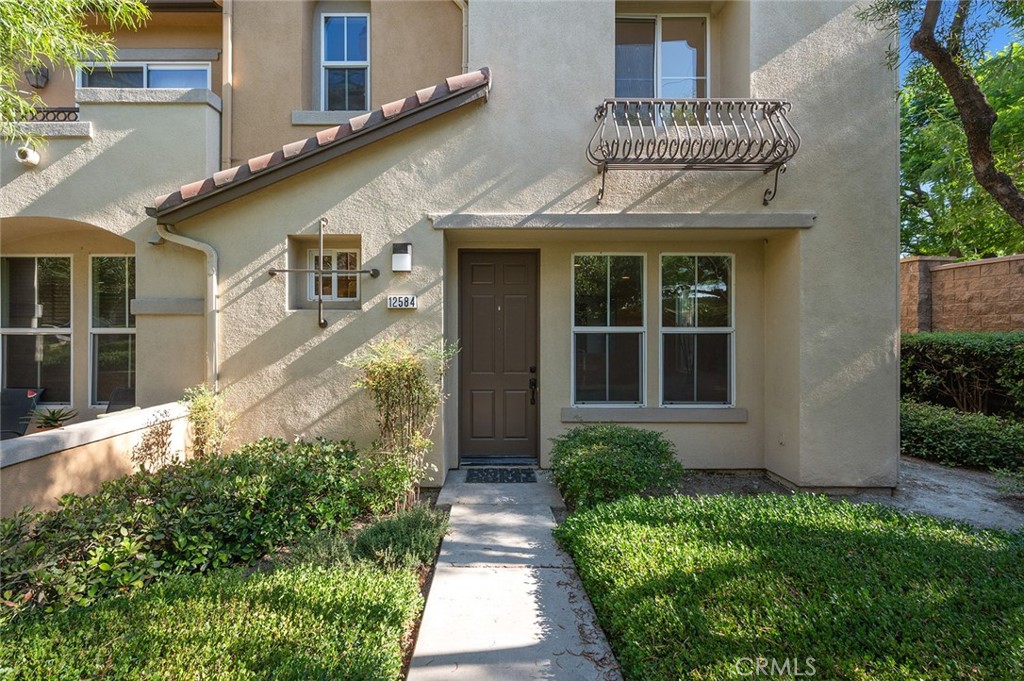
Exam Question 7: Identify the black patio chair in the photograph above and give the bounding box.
[105,387,136,414]
[1,388,44,440]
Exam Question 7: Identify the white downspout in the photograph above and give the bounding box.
[155,224,220,391]
[452,0,468,73]
[220,0,233,169]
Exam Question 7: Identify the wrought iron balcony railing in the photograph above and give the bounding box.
[26,107,80,122]
[587,98,800,204]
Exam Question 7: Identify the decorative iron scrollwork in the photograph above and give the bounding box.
[587,99,800,205]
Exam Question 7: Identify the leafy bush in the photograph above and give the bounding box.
[550,425,685,509]
[345,338,457,512]
[180,384,234,457]
[1,438,362,618]
[900,400,1024,470]
[0,563,422,681]
[555,494,1024,681]
[901,331,1024,416]
[288,505,449,571]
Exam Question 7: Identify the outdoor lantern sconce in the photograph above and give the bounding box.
[392,243,412,272]
[25,66,49,89]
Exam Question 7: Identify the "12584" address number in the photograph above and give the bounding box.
[386,295,418,309]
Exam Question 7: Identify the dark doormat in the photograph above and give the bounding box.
[465,467,538,483]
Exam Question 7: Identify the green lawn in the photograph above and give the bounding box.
[1,507,448,680]
[554,494,1024,681]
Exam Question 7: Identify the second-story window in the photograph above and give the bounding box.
[80,62,211,89]
[615,16,708,98]
[322,14,369,111]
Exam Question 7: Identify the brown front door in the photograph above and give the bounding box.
[459,251,539,459]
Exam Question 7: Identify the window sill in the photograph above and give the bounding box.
[289,302,362,312]
[561,406,748,424]
[76,88,222,112]
[291,110,368,126]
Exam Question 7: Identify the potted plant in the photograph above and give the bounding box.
[30,407,78,431]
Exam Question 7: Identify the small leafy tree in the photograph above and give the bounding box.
[346,337,457,513]
[1,0,150,143]
[180,385,233,458]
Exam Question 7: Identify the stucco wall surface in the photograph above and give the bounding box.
[136,0,899,489]
[0,403,189,517]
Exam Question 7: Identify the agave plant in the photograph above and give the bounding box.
[31,407,78,429]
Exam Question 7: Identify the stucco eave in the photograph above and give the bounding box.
[429,212,816,230]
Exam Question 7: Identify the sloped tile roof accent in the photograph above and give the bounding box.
[149,67,491,223]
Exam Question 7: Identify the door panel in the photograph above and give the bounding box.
[459,251,539,458]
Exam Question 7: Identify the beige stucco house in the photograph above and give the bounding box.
[1,0,899,491]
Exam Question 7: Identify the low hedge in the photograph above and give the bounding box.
[555,494,1024,681]
[1,438,363,618]
[550,424,685,510]
[0,560,422,680]
[901,331,1024,416]
[900,400,1024,470]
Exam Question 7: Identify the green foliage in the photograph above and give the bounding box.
[0,438,361,619]
[0,563,422,681]
[1,0,150,143]
[994,468,1024,497]
[901,332,1024,415]
[28,407,76,428]
[900,400,1024,470]
[555,494,1024,681]
[345,337,456,511]
[900,45,1024,256]
[550,425,685,510]
[288,505,449,572]
[180,384,233,457]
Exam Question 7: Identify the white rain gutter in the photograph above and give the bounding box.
[452,0,468,73]
[220,0,233,169]
[155,224,219,391]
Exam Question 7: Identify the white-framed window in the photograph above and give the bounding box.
[90,256,135,407]
[308,249,360,302]
[78,62,211,89]
[572,254,645,405]
[0,256,73,405]
[660,254,733,406]
[321,13,369,111]
[615,14,709,98]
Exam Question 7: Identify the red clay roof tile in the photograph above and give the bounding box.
[150,67,491,216]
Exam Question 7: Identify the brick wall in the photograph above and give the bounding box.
[901,255,1024,333]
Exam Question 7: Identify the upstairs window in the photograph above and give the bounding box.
[79,62,211,89]
[615,16,708,98]
[322,14,369,111]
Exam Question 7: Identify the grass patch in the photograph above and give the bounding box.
[1,506,448,680]
[554,494,1024,681]
[288,505,449,571]
[0,564,420,680]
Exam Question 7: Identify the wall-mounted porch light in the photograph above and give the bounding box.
[25,66,49,89]
[392,243,412,272]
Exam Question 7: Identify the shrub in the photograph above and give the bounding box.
[0,438,362,619]
[345,338,457,512]
[900,400,1024,470]
[288,505,449,571]
[554,494,1024,681]
[0,563,422,681]
[550,424,685,510]
[180,384,233,457]
[901,331,1024,416]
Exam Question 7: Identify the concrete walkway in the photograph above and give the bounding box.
[408,470,622,681]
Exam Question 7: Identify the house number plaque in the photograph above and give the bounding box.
[387,295,418,309]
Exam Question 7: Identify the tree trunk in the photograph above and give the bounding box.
[910,0,1024,228]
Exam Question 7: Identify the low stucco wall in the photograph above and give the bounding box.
[0,403,189,516]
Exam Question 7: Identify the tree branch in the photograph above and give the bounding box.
[910,0,1024,228]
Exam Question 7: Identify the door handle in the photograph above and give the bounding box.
[529,377,537,405]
